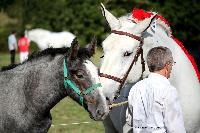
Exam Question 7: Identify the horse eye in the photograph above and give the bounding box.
[124,51,132,57]
[76,71,84,79]
[100,55,104,58]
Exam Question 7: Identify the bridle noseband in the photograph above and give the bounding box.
[99,30,146,96]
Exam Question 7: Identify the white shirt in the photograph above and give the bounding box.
[8,34,17,51]
[127,73,186,133]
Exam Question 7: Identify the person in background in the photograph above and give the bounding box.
[8,30,18,64]
[18,33,30,63]
[126,46,186,133]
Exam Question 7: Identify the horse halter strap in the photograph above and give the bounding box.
[63,59,102,106]
[99,30,145,92]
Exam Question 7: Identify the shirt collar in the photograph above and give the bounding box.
[148,72,170,85]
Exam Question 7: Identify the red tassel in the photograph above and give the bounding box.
[132,8,170,27]
[132,8,153,21]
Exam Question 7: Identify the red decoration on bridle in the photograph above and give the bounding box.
[132,8,170,27]
[132,8,153,21]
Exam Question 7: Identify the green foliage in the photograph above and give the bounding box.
[0,0,15,10]
[0,0,199,52]
[24,0,106,45]
[48,98,104,133]
[149,0,200,46]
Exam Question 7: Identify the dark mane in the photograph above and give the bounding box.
[77,48,92,59]
[1,64,18,72]
[0,48,69,72]
[27,47,70,61]
[1,47,91,72]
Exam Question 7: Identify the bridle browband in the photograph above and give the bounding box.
[112,30,142,42]
[99,29,146,95]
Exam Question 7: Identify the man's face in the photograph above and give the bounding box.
[165,61,175,78]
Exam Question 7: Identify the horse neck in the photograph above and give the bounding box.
[143,27,199,85]
[21,56,67,114]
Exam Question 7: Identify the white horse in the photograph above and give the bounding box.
[99,4,200,133]
[25,28,75,50]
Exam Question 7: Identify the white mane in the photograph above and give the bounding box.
[26,28,76,50]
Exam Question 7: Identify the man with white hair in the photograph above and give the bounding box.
[126,46,186,133]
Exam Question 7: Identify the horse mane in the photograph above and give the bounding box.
[0,48,68,72]
[27,47,69,61]
[150,12,172,36]
[1,47,91,72]
[1,64,19,71]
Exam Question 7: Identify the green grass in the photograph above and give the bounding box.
[0,52,20,67]
[0,48,104,133]
[49,98,104,133]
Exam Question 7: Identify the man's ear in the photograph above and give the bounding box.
[86,36,97,58]
[69,37,79,60]
[165,63,171,72]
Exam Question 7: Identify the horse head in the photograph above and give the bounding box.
[65,37,109,120]
[99,4,156,104]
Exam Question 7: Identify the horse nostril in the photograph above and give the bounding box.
[114,96,117,100]
[98,69,100,75]
[96,108,103,117]
[97,109,100,115]
[106,97,112,105]
[106,97,109,101]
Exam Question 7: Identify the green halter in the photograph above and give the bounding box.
[63,59,101,106]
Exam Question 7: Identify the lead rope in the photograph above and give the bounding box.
[109,101,128,109]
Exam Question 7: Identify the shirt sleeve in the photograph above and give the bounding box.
[163,86,186,133]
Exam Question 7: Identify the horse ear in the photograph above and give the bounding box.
[69,37,79,60]
[86,36,97,58]
[133,14,157,34]
[100,3,121,30]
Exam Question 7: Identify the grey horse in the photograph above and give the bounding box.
[0,38,108,133]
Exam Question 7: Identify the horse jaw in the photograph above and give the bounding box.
[100,3,121,30]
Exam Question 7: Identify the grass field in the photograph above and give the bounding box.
[0,48,105,133]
